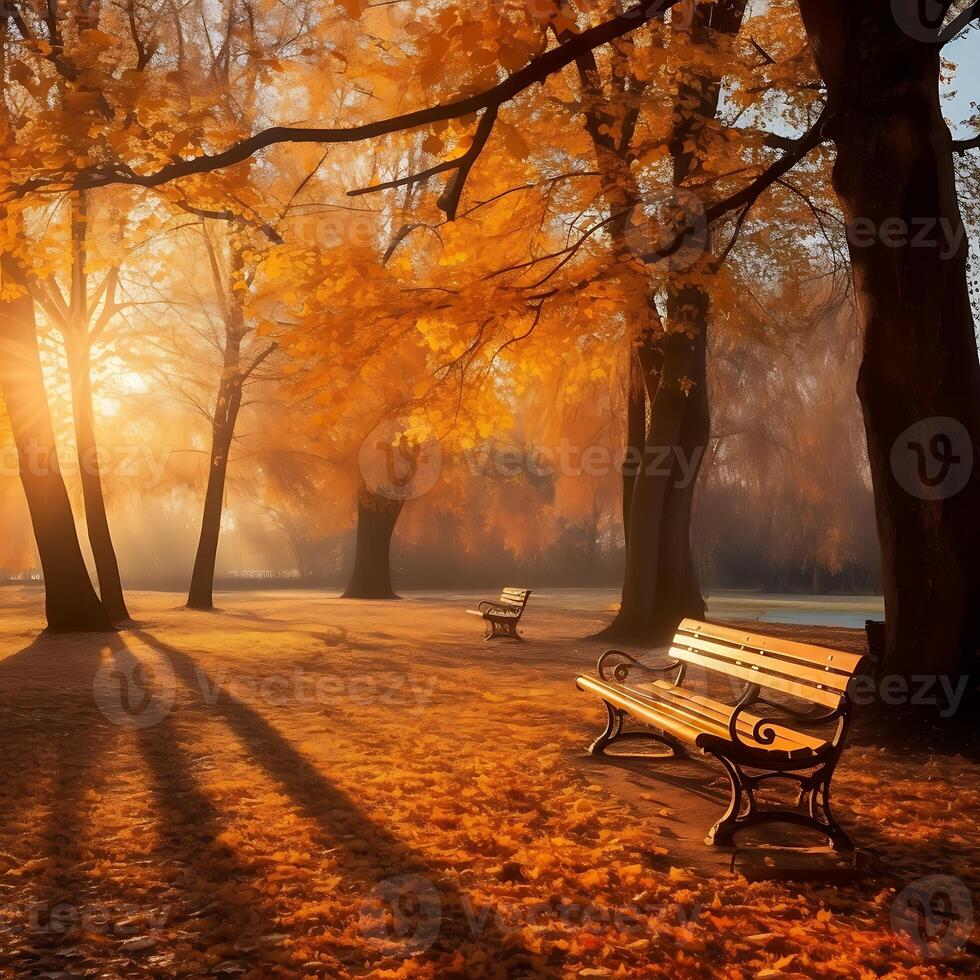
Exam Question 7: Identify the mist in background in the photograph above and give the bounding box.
[1,297,881,596]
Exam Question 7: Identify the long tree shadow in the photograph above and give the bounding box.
[129,627,557,976]
[98,631,296,974]
[0,631,294,975]
[0,632,124,974]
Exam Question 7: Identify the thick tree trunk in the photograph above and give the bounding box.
[0,256,110,632]
[65,339,130,622]
[647,287,710,639]
[595,5,742,641]
[604,316,709,639]
[342,486,404,599]
[799,2,980,683]
[606,309,709,642]
[187,374,242,611]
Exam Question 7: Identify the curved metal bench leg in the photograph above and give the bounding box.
[486,618,523,641]
[706,754,854,851]
[588,703,687,759]
[810,761,854,851]
[706,753,744,846]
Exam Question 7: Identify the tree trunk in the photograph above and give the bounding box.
[64,338,130,622]
[799,1,980,682]
[342,486,404,599]
[622,350,647,548]
[646,286,710,639]
[604,319,709,639]
[0,256,110,632]
[593,4,743,641]
[187,373,242,611]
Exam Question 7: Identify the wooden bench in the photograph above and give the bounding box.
[576,618,872,850]
[467,588,532,640]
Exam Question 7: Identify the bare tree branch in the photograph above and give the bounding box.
[8,1,684,196]
[953,132,980,154]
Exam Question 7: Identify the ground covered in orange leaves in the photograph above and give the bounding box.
[0,589,977,978]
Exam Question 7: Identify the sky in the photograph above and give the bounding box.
[946,33,979,135]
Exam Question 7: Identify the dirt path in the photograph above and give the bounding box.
[0,589,976,977]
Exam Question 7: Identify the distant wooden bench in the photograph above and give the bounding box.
[467,588,532,640]
[576,618,872,851]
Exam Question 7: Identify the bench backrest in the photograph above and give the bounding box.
[670,619,868,709]
[499,588,531,609]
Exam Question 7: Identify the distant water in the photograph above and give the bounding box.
[430,588,885,630]
[705,592,884,630]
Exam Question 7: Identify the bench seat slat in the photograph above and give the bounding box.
[669,646,843,709]
[643,690,818,756]
[576,676,707,746]
[677,618,866,674]
[648,683,822,756]
[643,680,827,752]
[575,676,825,758]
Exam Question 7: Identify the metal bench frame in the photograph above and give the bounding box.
[576,619,872,851]
[468,588,532,640]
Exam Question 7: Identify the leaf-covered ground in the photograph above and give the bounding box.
[0,590,976,978]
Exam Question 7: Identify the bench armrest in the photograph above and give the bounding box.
[755,692,844,724]
[597,649,683,686]
[728,684,847,752]
[478,600,507,614]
